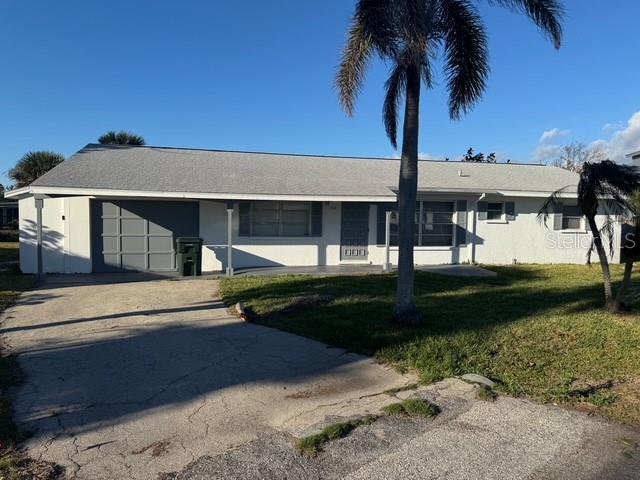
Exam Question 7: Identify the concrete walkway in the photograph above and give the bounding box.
[234,264,496,277]
[164,379,640,480]
[1,277,411,480]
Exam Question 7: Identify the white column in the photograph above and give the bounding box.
[383,210,392,273]
[35,196,44,282]
[226,206,234,277]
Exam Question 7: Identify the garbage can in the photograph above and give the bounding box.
[176,237,203,276]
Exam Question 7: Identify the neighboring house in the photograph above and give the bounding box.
[627,150,640,162]
[0,201,18,229]
[7,144,621,275]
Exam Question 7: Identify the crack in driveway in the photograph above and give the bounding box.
[3,277,409,480]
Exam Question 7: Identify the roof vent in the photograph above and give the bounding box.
[458,169,463,177]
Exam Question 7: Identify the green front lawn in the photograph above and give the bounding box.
[0,272,35,479]
[221,265,640,425]
[0,243,18,263]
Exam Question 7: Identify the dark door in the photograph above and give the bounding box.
[341,203,370,261]
[91,200,199,272]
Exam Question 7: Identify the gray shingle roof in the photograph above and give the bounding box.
[30,144,579,198]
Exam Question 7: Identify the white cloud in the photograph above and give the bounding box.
[533,143,562,164]
[539,128,570,144]
[590,111,640,162]
[602,121,624,134]
[532,127,569,164]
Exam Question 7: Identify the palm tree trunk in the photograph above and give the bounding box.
[394,65,423,325]
[615,257,634,311]
[587,216,615,310]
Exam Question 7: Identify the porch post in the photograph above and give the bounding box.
[35,196,44,282]
[226,204,234,277]
[383,210,392,273]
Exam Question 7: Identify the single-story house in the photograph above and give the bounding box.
[7,144,621,276]
[627,150,640,162]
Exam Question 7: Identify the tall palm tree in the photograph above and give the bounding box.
[539,161,640,312]
[98,130,146,146]
[8,151,65,188]
[337,0,564,324]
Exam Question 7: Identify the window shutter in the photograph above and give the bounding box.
[455,200,468,246]
[239,202,250,236]
[311,202,323,236]
[477,201,488,221]
[377,203,396,245]
[553,202,563,230]
[505,202,516,221]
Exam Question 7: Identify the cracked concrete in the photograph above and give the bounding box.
[1,276,412,480]
[163,379,640,480]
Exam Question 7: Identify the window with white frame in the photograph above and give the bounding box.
[487,202,504,221]
[562,205,583,230]
[386,201,455,247]
[248,201,312,237]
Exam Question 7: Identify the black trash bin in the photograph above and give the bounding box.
[176,237,203,276]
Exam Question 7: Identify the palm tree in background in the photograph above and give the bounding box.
[8,151,65,188]
[539,161,640,312]
[98,130,146,146]
[336,0,564,324]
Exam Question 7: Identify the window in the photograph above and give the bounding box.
[247,201,312,237]
[562,205,582,230]
[487,202,503,221]
[383,201,455,247]
[422,201,454,246]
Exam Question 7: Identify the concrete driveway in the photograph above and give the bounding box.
[1,276,410,480]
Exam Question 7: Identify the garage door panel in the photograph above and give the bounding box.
[149,222,171,235]
[102,236,118,253]
[148,253,174,270]
[121,236,146,252]
[121,254,147,270]
[121,218,146,235]
[91,200,199,273]
[103,254,120,268]
[148,236,172,251]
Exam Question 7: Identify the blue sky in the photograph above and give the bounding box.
[0,1,638,184]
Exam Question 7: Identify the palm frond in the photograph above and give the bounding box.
[98,130,145,146]
[487,0,564,48]
[383,63,408,148]
[336,20,374,116]
[8,151,65,188]
[537,184,572,228]
[439,0,490,120]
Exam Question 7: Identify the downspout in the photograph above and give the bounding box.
[35,195,44,283]
[470,193,486,264]
[226,203,234,277]
[383,210,392,273]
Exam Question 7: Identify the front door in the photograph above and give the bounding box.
[341,203,370,261]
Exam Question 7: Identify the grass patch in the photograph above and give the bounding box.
[221,265,640,425]
[295,415,378,457]
[476,384,498,402]
[383,383,419,395]
[0,272,40,479]
[381,398,440,418]
[0,242,18,263]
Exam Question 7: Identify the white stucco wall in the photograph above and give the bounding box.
[472,196,620,265]
[199,200,343,271]
[19,196,92,274]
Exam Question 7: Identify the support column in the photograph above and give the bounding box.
[226,204,234,277]
[383,210,392,273]
[35,196,44,282]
